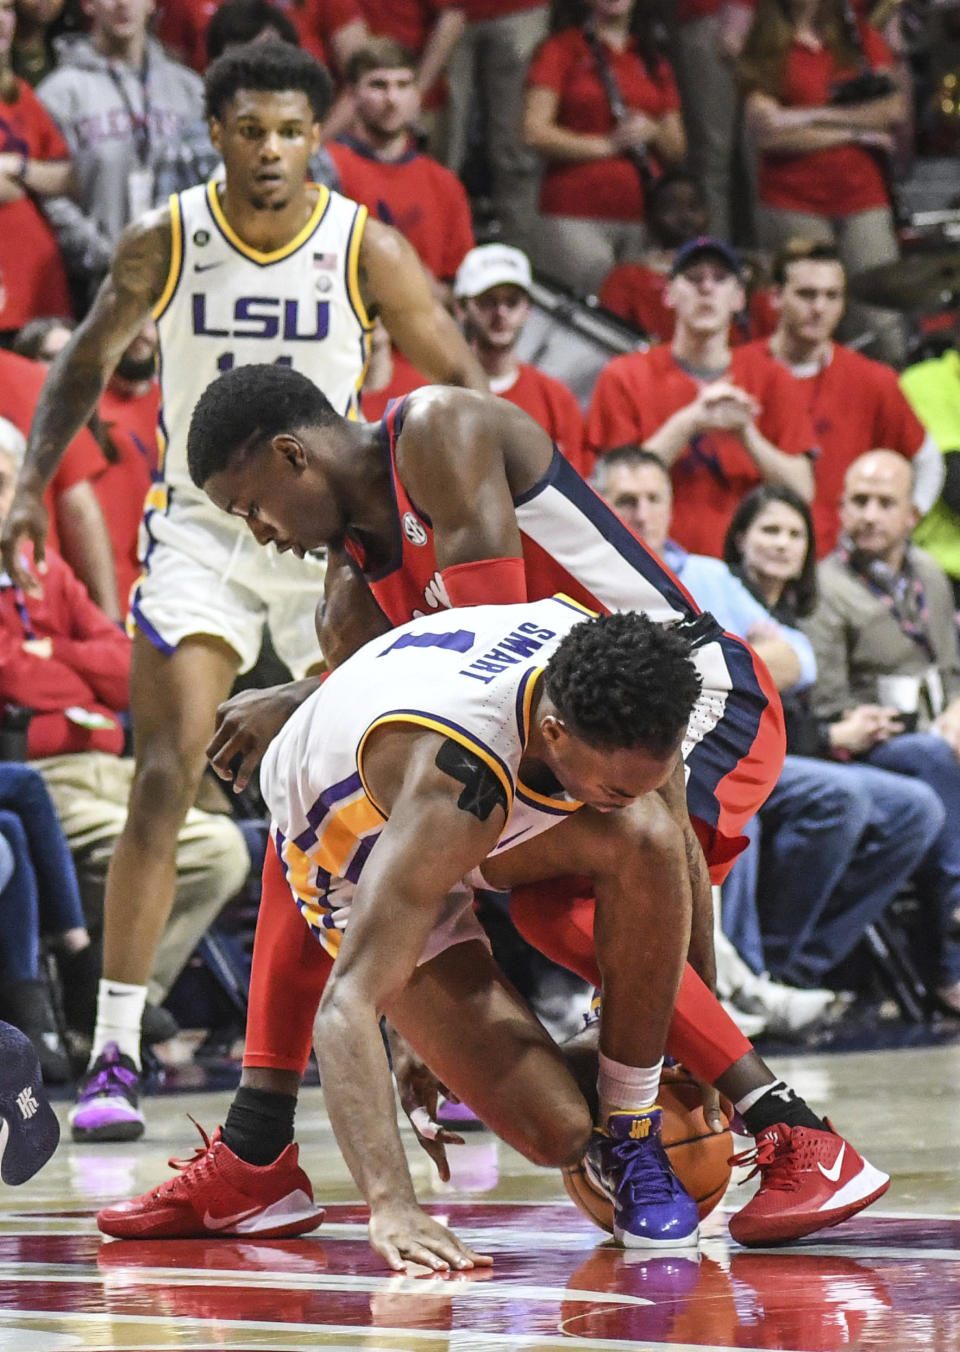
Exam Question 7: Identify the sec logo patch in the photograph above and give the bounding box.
[402,512,428,546]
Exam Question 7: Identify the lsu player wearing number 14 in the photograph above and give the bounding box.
[132,173,371,666]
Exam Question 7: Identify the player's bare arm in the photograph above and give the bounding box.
[316,548,391,666]
[207,551,391,789]
[397,390,552,570]
[1,209,172,585]
[357,218,487,392]
[314,723,502,1271]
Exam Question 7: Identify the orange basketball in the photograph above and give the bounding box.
[562,1068,734,1232]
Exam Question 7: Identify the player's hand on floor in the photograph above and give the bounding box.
[386,1024,464,1182]
[207,680,316,791]
[368,1202,493,1272]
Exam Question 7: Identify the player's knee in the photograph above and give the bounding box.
[617,799,685,874]
[515,1098,592,1168]
[128,749,205,827]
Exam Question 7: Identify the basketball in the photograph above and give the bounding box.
[562,1067,734,1232]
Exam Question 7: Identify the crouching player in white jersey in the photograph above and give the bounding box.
[0,41,487,1142]
[104,599,707,1268]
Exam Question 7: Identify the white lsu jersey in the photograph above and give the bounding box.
[152,180,373,499]
[261,595,595,958]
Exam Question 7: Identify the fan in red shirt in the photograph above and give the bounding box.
[599,170,777,347]
[738,0,908,362]
[522,0,686,295]
[13,319,161,611]
[155,0,368,73]
[451,244,587,473]
[358,0,465,109]
[327,38,474,290]
[587,236,816,557]
[0,2,73,338]
[0,349,120,619]
[743,239,941,556]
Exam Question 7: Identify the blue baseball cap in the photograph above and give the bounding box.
[670,236,742,280]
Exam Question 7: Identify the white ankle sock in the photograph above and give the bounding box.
[90,979,146,1069]
[598,1053,663,1124]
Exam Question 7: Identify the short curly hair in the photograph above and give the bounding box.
[187,364,340,487]
[544,611,700,755]
[204,40,333,123]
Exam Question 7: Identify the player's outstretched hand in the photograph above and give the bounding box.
[386,1023,465,1183]
[207,678,321,791]
[369,1202,493,1272]
[0,487,49,594]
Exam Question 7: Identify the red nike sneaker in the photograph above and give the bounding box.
[728,1120,889,1247]
[97,1121,324,1240]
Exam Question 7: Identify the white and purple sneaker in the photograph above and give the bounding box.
[585,1108,700,1249]
[69,1042,144,1142]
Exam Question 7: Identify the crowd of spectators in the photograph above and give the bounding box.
[2,0,960,1074]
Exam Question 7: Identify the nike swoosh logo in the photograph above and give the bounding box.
[818,1143,845,1183]
[104,988,139,997]
[194,262,222,273]
[202,1205,262,1231]
[499,826,535,850]
[0,1118,8,1173]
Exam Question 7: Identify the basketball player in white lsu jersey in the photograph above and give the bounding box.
[100,600,708,1267]
[1,41,486,1141]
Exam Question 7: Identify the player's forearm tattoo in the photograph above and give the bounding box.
[25,354,107,483]
[435,739,507,821]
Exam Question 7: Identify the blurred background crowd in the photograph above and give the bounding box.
[3,0,960,1089]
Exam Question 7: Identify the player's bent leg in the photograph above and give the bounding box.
[242,837,332,1083]
[99,845,333,1239]
[102,632,241,985]
[485,801,700,1248]
[73,633,240,1144]
[387,940,593,1168]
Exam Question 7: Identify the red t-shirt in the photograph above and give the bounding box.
[744,339,925,555]
[0,79,72,331]
[586,343,817,556]
[327,137,474,280]
[463,0,545,19]
[0,350,103,556]
[494,363,586,474]
[359,0,459,52]
[599,261,777,346]
[758,24,893,215]
[154,0,361,70]
[0,543,130,758]
[362,357,585,471]
[526,28,680,220]
[95,383,161,606]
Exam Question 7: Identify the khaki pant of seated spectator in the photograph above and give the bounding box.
[671,15,743,243]
[755,204,907,367]
[528,216,648,298]
[34,753,250,1007]
[444,5,549,251]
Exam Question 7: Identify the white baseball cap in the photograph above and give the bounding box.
[454,244,533,300]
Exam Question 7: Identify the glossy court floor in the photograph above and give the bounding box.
[2,1038,959,1352]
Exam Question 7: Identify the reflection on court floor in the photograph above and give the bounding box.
[1,1044,958,1351]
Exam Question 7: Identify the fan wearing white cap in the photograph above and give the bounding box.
[453,245,588,476]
